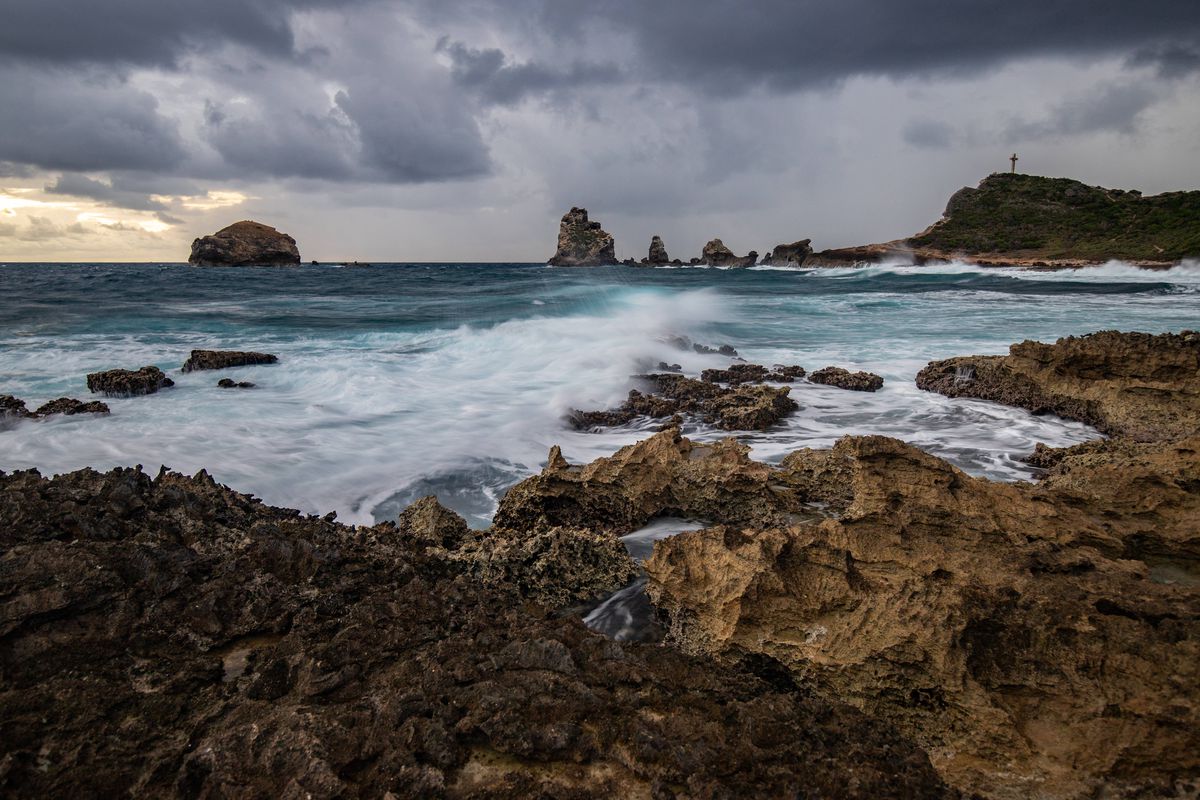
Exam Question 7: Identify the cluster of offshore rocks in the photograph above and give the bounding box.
[569,360,883,433]
[1,350,277,429]
[549,173,1200,268]
[2,329,1196,798]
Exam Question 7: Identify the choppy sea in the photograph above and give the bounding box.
[2,260,1198,527]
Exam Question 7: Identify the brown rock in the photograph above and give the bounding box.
[216,379,255,389]
[916,330,1200,441]
[86,366,174,397]
[547,207,616,266]
[642,234,671,265]
[0,465,951,799]
[34,398,110,416]
[702,363,806,385]
[1,395,34,420]
[761,239,814,267]
[188,221,301,267]
[182,349,278,372]
[699,238,757,268]
[645,434,1200,799]
[809,366,884,392]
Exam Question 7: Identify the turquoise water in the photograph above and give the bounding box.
[2,260,1197,526]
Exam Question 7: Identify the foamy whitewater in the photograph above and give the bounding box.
[2,260,1198,527]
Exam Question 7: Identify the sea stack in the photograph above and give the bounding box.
[188,221,301,267]
[700,239,757,268]
[547,207,616,266]
[762,239,814,267]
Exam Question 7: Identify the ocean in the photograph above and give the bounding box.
[2,260,1198,528]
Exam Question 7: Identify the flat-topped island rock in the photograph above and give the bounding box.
[188,221,301,267]
[181,349,278,372]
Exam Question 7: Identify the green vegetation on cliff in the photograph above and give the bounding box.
[909,173,1200,261]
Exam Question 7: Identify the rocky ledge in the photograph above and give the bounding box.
[809,366,885,392]
[0,395,109,424]
[188,221,301,267]
[547,208,616,266]
[699,238,757,268]
[0,465,950,798]
[181,349,279,373]
[916,329,1200,440]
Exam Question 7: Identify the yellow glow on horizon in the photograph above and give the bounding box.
[0,193,78,214]
[181,190,250,211]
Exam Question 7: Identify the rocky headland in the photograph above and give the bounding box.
[189,221,301,267]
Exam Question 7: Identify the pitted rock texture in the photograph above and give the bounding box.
[808,366,885,392]
[701,364,806,385]
[493,430,806,535]
[916,330,1200,440]
[547,208,616,266]
[188,221,301,266]
[182,349,278,372]
[85,366,175,397]
[643,435,1200,800]
[570,372,797,432]
[33,398,110,416]
[0,466,951,799]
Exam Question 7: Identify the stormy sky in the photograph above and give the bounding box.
[1,0,1198,261]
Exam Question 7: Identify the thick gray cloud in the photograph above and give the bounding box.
[1007,82,1161,140]
[437,38,621,106]
[0,69,185,172]
[0,0,372,68]
[904,120,956,150]
[1128,44,1200,79]
[44,174,170,211]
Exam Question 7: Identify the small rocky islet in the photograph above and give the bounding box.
[2,329,1197,797]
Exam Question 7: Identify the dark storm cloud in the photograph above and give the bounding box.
[44,174,171,212]
[513,0,1200,94]
[1007,82,1161,141]
[0,69,185,172]
[1127,44,1200,79]
[0,0,372,68]
[436,38,621,106]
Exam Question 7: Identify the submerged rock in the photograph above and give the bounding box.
[86,366,174,397]
[916,329,1200,440]
[699,238,757,268]
[188,220,301,267]
[808,366,885,392]
[761,239,813,267]
[182,349,278,372]
[34,398,110,416]
[547,207,616,266]
[1,395,34,420]
[216,379,255,389]
[0,466,950,798]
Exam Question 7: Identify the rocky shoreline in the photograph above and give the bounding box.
[2,330,1198,798]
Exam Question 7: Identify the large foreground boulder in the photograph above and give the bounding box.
[0,466,951,798]
[547,207,616,266]
[188,221,301,267]
[644,434,1200,800]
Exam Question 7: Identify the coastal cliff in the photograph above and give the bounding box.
[810,174,1200,267]
[547,207,616,266]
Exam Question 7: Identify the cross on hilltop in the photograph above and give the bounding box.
[1010,153,1019,173]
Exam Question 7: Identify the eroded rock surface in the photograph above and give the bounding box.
[761,239,813,267]
[916,330,1200,440]
[701,363,806,385]
[34,398,110,416]
[85,366,175,397]
[643,434,1200,799]
[0,466,950,799]
[809,366,885,392]
[699,239,757,267]
[570,372,797,432]
[182,349,278,372]
[189,221,301,267]
[547,208,616,267]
